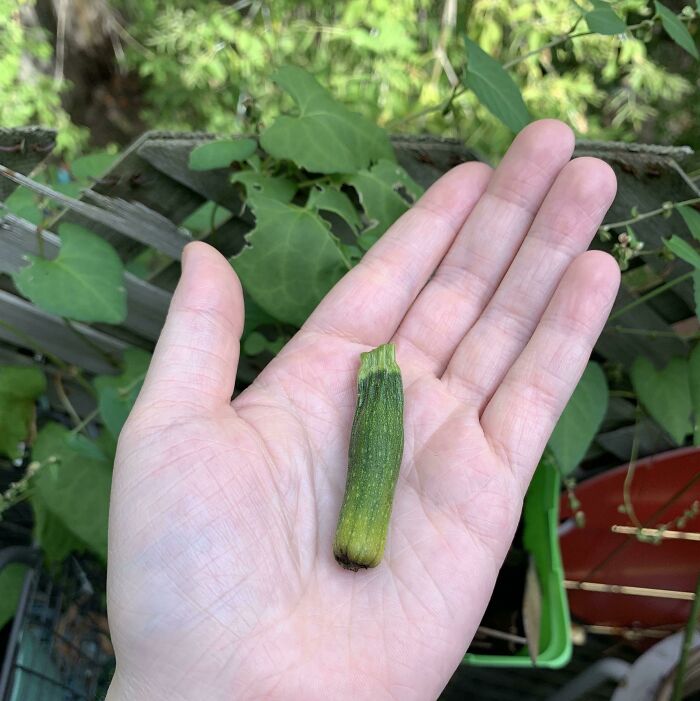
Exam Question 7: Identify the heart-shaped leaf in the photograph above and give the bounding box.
[232,196,349,326]
[188,139,257,171]
[12,223,127,324]
[630,356,692,445]
[463,38,531,133]
[260,65,394,174]
[654,1,699,59]
[0,564,28,628]
[94,348,152,439]
[548,362,608,475]
[0,365,46,459]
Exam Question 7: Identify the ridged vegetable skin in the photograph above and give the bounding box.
[333,343,404,571]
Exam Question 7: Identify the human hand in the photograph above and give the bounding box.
[105,120,619,701]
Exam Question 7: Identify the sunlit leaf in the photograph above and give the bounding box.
[679,205,700,242]
[260,65,394,174]
[307,185,362,233]
[585,0,626,35]
[463,38,531,133]
[664,235,700,269]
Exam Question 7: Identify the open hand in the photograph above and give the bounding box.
[106,120,619,701]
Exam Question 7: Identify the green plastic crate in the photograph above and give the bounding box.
[463,454,572,668]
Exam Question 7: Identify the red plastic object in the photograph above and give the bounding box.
[559,447,700,628]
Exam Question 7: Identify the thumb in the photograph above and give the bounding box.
[136,241,244,412]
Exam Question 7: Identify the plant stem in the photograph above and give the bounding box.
[608,325,699,340]
[671,571,700,701]
[603,197,700,231]
[608,271,694,321]
[503,30,594,69]
[69,406,100,435]
[622,407,643,529]
[53,373,84,432]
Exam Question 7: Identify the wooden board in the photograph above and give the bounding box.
[0,127,56,200]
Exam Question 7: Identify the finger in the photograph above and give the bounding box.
[443,157,617,407]
[302,160,492,345]
[135,241,244,412]
[481,251,620,489]
[393,119,575,374]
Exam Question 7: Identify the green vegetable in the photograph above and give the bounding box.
[333,343,404,571]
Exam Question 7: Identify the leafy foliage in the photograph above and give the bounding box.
[94,349,152,440]
[348,159,424,249]
[548,362,609,476]
[0,366,46,459]
[655,1,699,58]
[31,422,112,562]
[463,38,531,132]
[585,1,627,35]
[232,197,350,325]
[0,564,27,629]
[630,356,693,445]
[12,224,127,324]
[188,138,258,170]
[260,66,394,173]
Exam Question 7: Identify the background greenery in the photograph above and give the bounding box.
[3,0,699,165]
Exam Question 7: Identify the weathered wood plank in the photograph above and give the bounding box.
[138,138,246,210]
[0,291,127,375]
[0,127,56,201]
[0,214,172,341]
[49,131,211,261]
[0,167,192,260]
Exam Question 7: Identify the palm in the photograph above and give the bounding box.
[106,121,620,701]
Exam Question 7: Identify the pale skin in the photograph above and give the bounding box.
[106,120,620,701]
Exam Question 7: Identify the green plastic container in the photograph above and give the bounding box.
[463,454,572,668]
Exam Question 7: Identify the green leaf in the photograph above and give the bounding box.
[243,331,288,356]
[260,65,394,174]
[188,139,258,171]
[2,186,43,224]
[231,171,296,204]
[71,151,118,181]
[182,201,232,235]
[307,185,362,233]
[0,564,27,628]
[679,205,700,242]
[654,1,699,59]
[32,498,87,565]
[548,362,608,475]
[12,223,127,324]
[242,293,279,338]
[463,38,531,133]
[630,356,692,445]
[0,366,46,459]
[664,235,700,269]
[694,270,700,319]
[347,159,423,249]
[94,348,151,439]
[689,344,700,445]
[585,0,626,34]
[31,422,112,562]
[232,197,349,326]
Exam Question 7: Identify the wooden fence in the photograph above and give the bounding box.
[1,126,699,471]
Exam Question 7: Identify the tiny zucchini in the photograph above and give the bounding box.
[333,343,404,571]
